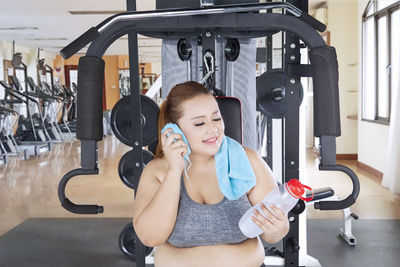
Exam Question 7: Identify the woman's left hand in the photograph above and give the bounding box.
[251,203,290,243]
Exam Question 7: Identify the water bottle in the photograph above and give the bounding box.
[239,179,314,238]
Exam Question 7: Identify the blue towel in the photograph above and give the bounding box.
[161,123,192,179]
[161,124,256,200]
[215,136,257,200]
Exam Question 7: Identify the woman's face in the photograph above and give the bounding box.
[177,94,225,157]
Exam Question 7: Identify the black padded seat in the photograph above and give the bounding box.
[216,97,242,144]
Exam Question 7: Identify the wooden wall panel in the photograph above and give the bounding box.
[103,55,120,110]
[54,54,151,111]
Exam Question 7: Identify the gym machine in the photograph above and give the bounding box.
[0,80,51,159]
[58,1,360,266]
[0,105,17,165]
[255,2,358,250]
[26,77,76,140]
[36,51,55,94]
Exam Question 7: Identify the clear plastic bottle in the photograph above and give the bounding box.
[239,179,314,238]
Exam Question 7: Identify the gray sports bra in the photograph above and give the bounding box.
[167,176,253,248]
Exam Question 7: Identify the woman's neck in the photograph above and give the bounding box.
[188,153,214,168]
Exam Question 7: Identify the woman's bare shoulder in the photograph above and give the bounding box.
[144,157,169,183]
[242,146,258,161]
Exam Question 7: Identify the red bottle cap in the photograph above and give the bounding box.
[286,179,314,202]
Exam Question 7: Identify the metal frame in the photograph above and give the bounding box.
[283,2,303,265]
[85,14,325,58]
[83,12,322,266]
[265,0,274,170]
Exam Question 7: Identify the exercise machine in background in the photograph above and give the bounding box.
[0,81,51,159]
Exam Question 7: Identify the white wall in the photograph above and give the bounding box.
[357,0,391,172]
[327,0,359,154]
[0,41,13,82]
[314,0,393,172]
[0,41,57,102]
[0,41,57,86]
[308,1,359,154]
[0,41,15,98]
[151,62,161,75]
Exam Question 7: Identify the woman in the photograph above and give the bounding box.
[133,81,289,267]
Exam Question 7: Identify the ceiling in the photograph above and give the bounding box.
[0,0,161,62]
[0,0,325,63]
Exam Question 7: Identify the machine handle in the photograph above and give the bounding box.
[60,27,100,59]
[26,91,62,101]
[58,168,104,214]
[314,164,360,210]
[0,105,18,115]
[3,90,24,103]
[5,88,39,105]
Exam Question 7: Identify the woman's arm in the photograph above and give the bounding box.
[244,147,290,244]
[133,159,182,247]
[134,128,188,247]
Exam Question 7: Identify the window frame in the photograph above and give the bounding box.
[361,0,399,124]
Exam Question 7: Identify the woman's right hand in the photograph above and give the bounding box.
[161,128,188,172]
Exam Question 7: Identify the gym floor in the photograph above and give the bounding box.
[0,135,399,236]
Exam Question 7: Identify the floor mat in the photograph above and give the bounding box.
[0,218,399,267]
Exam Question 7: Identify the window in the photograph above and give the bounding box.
[391,9,399,111]
[378,0,398,10]
[362,0,399,123]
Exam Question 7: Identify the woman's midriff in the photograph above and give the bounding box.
[153,237,265,267]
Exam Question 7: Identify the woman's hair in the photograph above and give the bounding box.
[154,81,213,158]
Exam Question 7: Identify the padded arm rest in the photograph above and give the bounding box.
[307,187,334,201]
[76,56,105,141]
[309,47,341,137]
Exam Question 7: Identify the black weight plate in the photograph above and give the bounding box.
[177,39,192,61]
[225,38,240,62]
[118,222,153,261]
[118,150,154,190]
[111,97,130,146]
[141,95,160,146]
[256,69,286,118]
[111,95,159,146]
[256,69,303,118]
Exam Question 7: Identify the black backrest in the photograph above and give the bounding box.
[216,97,242,144]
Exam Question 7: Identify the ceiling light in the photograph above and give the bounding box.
[0,27,39,31]
[68,11,124,15]
[26,38,68,41]
[120,36,154,40]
